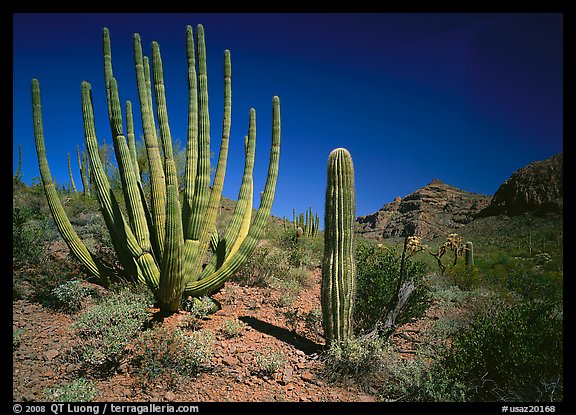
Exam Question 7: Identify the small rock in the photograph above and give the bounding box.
[44,349,59,361]
[165,391,176,401]
[301,372,314,383]
[280,367,293,385]
[222,355,239,366]
[358,394,377,402]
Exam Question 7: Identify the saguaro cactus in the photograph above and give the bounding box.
[465,241,474,266]
[32,24,281,313]
[321,148,356,346]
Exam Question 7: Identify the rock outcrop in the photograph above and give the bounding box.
[478,153,563,217]
[356,179,491,240]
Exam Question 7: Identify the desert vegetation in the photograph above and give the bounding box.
[13,22,562,404]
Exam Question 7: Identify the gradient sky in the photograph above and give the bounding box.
[13,13,563,224]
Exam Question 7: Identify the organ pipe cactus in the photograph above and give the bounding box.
[321,148,356,346]
[67,153,77,193]
[32,24,281,313]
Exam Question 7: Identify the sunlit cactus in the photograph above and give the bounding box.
[32,24,281,313]
[321,148,356,346]
[465,241,474,266]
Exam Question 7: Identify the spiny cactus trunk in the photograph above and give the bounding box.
[32,24,281,314]
[321,148,356,346]
[465,241,474,266]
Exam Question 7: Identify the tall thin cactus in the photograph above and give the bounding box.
[14,144,23,183]
[465,241,474,267]
[32,24,281,313]
[67,153,77,193]
[321,148,356,346]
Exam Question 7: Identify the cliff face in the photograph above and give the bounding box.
[356,179,491,240]
[479,153,563,217]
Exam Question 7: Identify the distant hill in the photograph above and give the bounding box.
[356,179,491,241]
[478,153,563,217]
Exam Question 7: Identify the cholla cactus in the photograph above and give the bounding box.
[406,236,428,256]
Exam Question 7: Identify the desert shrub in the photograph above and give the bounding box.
[277,228,323,269]
[377,347,467,402]
[234,244,291,287]
[13,328,25,349]
[12,205,49,267]
[182,295,218,318]
[272,277,302,308]
[322,333,387,383]
[304,307,323,337]
[444,262,482,291]
[441,299,563,401]
[354,242,430,335]
[72,288,152,375]
[481,255,563,302]
[254,347,285,376]
[220,318,245,338]
[49,280,100,313]
[43,377,98,402]
[131,326,214,386]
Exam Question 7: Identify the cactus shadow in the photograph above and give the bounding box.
[238,316,323,355]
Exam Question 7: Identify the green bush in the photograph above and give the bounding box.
[131,326,214,386]
[254,347,285,376]
[234,244,291,287]
[12,205,49,267]
[50,280,100,313]
[322,334,386,383]
[220,318,245,338]
[44,377,98,402]
[354,242,430,334]
[441,299,563,401]
[72,288,152,374]
[13,328,25,349]
[277,228,323,269]
[444,263,482,291]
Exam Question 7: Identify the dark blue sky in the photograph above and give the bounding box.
[13,13,563,223]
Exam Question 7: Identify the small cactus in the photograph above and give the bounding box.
[321,148,356,346]
[465,241,474,266]
[296,226,304,239]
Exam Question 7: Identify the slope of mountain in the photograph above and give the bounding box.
[356,179,491,241]
[478,153,563,217]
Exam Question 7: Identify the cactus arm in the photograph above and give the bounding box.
[67,153,77,193]
[31,79,106,282]
[187,49,232,280]
[182,25,198,234]
[82,81,156,285]
[184,96,280,297]
[185,24,212,244]
[322,148,357,345]
[197,118,255,281]
[125,100,141,183]
[134,33,166,261]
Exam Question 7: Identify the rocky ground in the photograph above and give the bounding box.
[13,265,442,403]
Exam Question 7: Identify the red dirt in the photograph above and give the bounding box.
[13,262,443,403]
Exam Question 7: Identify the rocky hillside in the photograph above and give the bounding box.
[479,153,563,217]
[356,179,490,241]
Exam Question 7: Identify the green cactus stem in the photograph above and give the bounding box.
[321,148,356,346]
[465,241,474,266]
[32,25,281,313]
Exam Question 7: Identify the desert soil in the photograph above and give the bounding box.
[13,262,439,403]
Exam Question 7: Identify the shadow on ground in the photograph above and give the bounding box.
[239,315,324,355]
